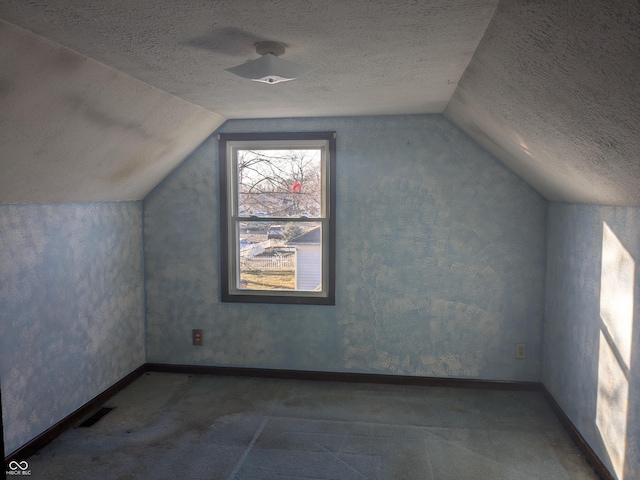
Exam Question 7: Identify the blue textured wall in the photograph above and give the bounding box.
[544,204,640,479]
[0,202,145,455]
[144,115,547,381]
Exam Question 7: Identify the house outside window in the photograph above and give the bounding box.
[218,132,336,305]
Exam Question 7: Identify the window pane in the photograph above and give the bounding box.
[237,149,322,218]
[219,131,335,305]
[238,221,322,292]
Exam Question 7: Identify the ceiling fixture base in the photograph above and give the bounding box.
[226,41,310,85]
[254,41,286,57]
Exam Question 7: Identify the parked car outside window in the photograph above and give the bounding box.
[267,225,284,239]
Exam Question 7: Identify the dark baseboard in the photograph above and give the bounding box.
[4,364,148,463]
[4,362,613,480]
[540,386,613,480]
[145,363,540,390]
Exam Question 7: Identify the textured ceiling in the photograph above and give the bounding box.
[446,0,640,205]
[1,0,639,205]
[0,0,497,203]
[0,0,497,118]
[0,20,224,203]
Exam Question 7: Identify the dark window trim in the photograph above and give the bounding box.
[218,131,336,305]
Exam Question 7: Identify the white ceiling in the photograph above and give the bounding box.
[446,0,640,206]
[0,0,638,205]
[0,20,224,203]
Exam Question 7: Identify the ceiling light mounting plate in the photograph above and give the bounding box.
[225,40,310,85]
[255,41,286,57]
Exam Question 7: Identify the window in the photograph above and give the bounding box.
[218,132,336,305]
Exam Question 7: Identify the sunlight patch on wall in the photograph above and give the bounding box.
[597,331,629,477]
[600,223,634,366]
[597,221,634,478]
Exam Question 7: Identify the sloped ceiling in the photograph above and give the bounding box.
[0,0,498,204]
[1,0,638,205]
[446,0,640,206]
[0,21,224,204]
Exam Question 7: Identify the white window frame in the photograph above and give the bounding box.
[218,132,336,305]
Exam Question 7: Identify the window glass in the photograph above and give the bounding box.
[237,149,322,219]
[219,132,335,305]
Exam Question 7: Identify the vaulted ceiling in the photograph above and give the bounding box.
[1,1,638,205]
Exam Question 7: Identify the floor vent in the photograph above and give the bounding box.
[78,407,115,427]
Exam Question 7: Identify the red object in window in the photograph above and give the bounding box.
[290,180,302,193]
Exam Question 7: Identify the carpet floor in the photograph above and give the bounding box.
[24,372,599,479]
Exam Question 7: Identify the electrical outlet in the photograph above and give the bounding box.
[515,343,526,359]
[192,329,203,346]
